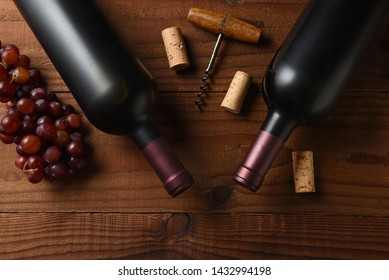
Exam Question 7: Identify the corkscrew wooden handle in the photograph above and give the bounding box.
[187,7,261,44]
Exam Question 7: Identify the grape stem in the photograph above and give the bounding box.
[0,61,7,69]
[22,161,38,173]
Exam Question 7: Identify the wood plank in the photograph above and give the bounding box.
[1,212,389,260]
[1,0,389,261]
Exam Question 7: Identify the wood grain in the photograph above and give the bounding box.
[0,0,389,259]
[1,213,389,260]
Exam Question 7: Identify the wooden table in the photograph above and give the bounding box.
[0,0,389,259]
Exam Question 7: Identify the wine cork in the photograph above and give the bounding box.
[292,151,316,193]
[221,71,252,113]
[161,26,190,71]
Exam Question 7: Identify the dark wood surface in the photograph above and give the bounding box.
[0,0,388,259]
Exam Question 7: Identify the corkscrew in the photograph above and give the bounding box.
[187,7,262,111]
[195,33,223,111]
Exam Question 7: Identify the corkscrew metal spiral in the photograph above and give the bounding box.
[195,33,224,111]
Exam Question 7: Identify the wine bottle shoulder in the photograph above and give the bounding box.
[263,0,389,122]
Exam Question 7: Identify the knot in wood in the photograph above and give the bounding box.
[226,0,242,6]
[164,213,191,239]
[212,185,232,204]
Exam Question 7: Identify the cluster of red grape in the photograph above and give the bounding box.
[0,41,87,183]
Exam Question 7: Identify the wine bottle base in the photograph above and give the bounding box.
[233,165,262,192]
[165,170,194,197]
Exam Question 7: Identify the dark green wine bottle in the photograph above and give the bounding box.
[234,0,389,191]
[14,0,194,197]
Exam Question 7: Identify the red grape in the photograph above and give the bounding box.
[20,134,41,154]
[45,91,58,102]
[15,155,28,170]
[43,145,62,164]
[14,54,30,69]
[54,129,70,147]
[68,156,87,170]
[36,115,52,126]
[66,140,85,157]
[54,117,68,130]
[69,132,84,142]
[36,121,56,141]
[62,104,75,116]
[0,131,14,144]
[6,106,23,119]
[20,119,37,135]
[25,111,40,122]
[0,42,87,184]
[66,113,82,129]
[27,68,41,84]
[30,87,46,100]
[1,114,21,133]
[45,162,68,179]
[0,80,16,100]
[1,49,19,65]
[15,88,29,99]
[28,154,46,170]
[34,99,48,114]
[12,67,30,84]
[16,97,35,114]
[48,101,64,118]
[13,135,21,145]
[3,44,20,55]
[0,66,7,81]
[26,169,44,184]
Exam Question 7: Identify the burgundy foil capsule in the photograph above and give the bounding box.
[233,130,283,192]
[142,137,194,197]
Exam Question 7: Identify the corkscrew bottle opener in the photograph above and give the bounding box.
[187,8,262,111]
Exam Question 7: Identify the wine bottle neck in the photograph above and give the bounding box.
[130,120,194,197]
[261,110,298,142]
[233,110,298,191]
[141,136,194,197]
[130,121,161,149]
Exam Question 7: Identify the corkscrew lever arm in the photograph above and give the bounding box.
[205,33,223,74]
